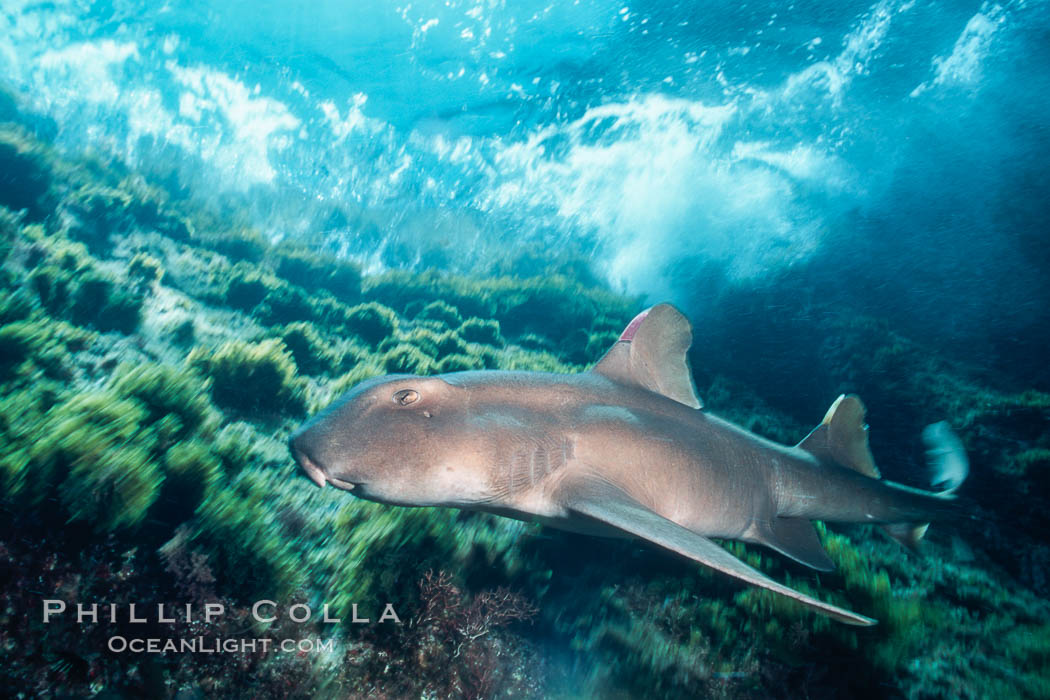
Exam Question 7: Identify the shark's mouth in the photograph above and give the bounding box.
[293,450,358,491]
[326,476,357,491]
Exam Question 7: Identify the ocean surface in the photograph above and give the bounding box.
[4,0,1048,371]
[2,0,1049,698]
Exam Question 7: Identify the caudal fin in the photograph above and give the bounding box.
[878,421,969,551]
[923,421,969,494]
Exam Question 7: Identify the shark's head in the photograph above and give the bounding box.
[289,373,486,506]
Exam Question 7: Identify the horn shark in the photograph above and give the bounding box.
[289,304,968,625]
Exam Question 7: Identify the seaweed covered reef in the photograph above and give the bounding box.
[1,115,1049,700]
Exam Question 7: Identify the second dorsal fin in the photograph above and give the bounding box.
[591,304,702,409]
[797,394,880,478]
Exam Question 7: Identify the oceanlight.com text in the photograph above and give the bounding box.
[106,636,336,654]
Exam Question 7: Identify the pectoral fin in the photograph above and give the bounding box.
[555,474,876,626]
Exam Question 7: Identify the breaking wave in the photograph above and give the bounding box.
[2,0,1048,356]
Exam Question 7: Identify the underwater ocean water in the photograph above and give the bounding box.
[1,0,1049,696]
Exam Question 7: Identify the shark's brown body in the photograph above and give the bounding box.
[291,304,967,625]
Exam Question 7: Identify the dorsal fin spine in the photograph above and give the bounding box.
[618,308,650,341]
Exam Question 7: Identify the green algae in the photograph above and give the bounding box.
[109,362,218,440]
[0,380,68,501]
[194,468,308,599]
[44,391,163,530]
[381,343,433,374]
[189,338,306,416]
[69,270,145,333]
[66,183,137,253]
[161,440,223,520]
[0,316,92,382]
[0,124,56,220]
[459,316,504,346]
[415,299,463,327]
[127,251,163,287]
[210,421,265,475]
[340,301,398,346]
[25,234,145,334]
[0,206,18,266]
[271,242,362,302]
[199,226,269,263]
[272,321,342,376]
[435,352,484,372]
[223,261,280,311]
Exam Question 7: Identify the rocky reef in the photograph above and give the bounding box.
[1,112,1049,699]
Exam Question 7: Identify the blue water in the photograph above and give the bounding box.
[2,0,1048,379]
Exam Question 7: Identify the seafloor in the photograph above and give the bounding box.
[1,100,1048,699]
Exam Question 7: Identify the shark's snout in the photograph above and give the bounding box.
[296,449,328,488]
[289,428,359,491]
[289,431,328,489]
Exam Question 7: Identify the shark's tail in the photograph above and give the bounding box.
[878,420,969,550]
[794,394,969,551]
[921,420,969,494]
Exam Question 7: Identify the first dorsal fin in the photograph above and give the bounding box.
[796,394,879,478]
[591,304,702,409]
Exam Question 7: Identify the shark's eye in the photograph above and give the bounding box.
[393,389,419,406]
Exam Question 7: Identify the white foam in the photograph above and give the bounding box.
[911,5,1006,96]
[781,0,902,104]
[37,40,140,108]
[479,94,844,300]
[168,64,300,187]
[1,0,306,191]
